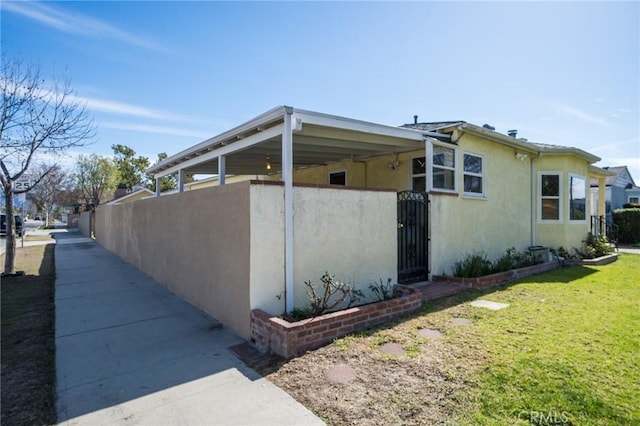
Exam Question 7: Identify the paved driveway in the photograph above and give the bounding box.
[55,231,322,425]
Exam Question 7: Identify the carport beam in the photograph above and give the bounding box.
[218,156,226,185]
[178,169,185,192]
[283,107,294,313]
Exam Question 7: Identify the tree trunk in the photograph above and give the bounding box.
[3,187,16,275]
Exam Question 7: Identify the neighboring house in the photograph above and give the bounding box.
[93,106,610,339]
[590,165,638,215]
[104,187,154,205]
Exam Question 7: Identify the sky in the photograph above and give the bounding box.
[2,1,639,181]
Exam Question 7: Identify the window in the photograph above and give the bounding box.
[539,172,562,222]
[411,157,426,192]
[432,144,455,191]
[329,171,346,186]
[463,153,484,195]
[630,196,639,204]
[568,174,586,221]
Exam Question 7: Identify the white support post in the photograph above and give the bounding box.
[218,156,226,185]
[283,107,294,313]
[178,169,185,192]
[155,177,161,196]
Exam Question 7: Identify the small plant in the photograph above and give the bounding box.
[492,247,519,273]
[575,233,615,259]
[369,278,397,302]
[453,251,492,278]
[282,307,312,322]
[305,272,365,317]
[555,246,577,260]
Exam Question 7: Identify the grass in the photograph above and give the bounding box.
[1,244,57,425]
[458,255,639,425]
[263,254,640,425]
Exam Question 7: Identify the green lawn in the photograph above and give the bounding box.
[457,254,640,425]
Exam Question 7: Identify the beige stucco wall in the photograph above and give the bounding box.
[291,185,398,308]
[249,183,285,315]
[428,134,532,275]
[187,174,268,191]
[95,182,253,338]
[79,211,92,237]
[534,154,592,250]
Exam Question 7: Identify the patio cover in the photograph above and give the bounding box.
[146,106,440,313]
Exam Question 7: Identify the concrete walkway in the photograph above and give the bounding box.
[55,230,323,425]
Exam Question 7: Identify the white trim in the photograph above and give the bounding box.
[328,169,347,185]
[409,154,427,191]
[568,173,587,222]
[462,151,485,198]
[431,141,457,192]
[538,171,563,224]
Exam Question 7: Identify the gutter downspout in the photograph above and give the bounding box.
[531,155,536,246]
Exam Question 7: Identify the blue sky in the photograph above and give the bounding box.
[2,1,639,180]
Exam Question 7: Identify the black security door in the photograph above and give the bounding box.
[397,191,429,283]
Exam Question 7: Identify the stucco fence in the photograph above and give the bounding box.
[94,180,398,339]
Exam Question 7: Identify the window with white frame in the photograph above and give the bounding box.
[568,174,586,221]
[540,172,562,221]
[432,144,455,191]
[411,157,426,192]
[463,153,484,195]
[630,196,639,204]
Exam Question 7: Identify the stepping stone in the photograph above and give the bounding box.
[418,328,444,339]
[469,300,509,310]
[324,364,357,383]
[379,342,406,356]
[451,317,473,325]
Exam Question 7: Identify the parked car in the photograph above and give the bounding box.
[0,214,24,237]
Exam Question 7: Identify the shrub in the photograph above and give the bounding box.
[453,252,493,278]
[453,248,546,278]
[369,278,397,302]
[575,233,615,259]
[304,272,365,317]
[613,208,640,243]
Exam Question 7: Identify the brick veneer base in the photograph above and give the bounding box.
[432,261,559,290]
[250,285,423,358]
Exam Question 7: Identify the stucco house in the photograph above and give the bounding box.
[93,106,610,339]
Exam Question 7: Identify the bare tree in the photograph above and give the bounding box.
[75,154,119,206]
[26,164,68,227]
[1,57,95,276]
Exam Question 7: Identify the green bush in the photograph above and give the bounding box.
[575,233,615,259]
[613,208,640,243]
[453,252,493,278]
[453,248,545,278]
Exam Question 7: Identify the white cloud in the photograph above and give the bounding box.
[1,1,169,53]
[553,103,613,128]
[71,95,195,122]
[99,122,211,139]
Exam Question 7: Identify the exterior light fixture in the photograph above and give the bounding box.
[266,156,272,170]
[515,152,528,161]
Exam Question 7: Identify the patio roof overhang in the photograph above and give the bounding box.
[147,106,432,179]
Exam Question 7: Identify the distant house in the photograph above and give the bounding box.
[590,165,638,215]
[93,106,611,339]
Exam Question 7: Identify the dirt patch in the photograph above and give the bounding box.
[1,244,57,425]
[254,292,491,425]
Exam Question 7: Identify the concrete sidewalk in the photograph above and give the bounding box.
[55,230,323,425]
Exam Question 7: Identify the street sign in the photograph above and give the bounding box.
[13,175,32,192]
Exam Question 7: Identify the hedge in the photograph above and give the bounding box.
[613,208,640,243]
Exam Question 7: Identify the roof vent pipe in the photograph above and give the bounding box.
[507,129,518,138]
[482,124,496,130]
[414,115,418,124]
